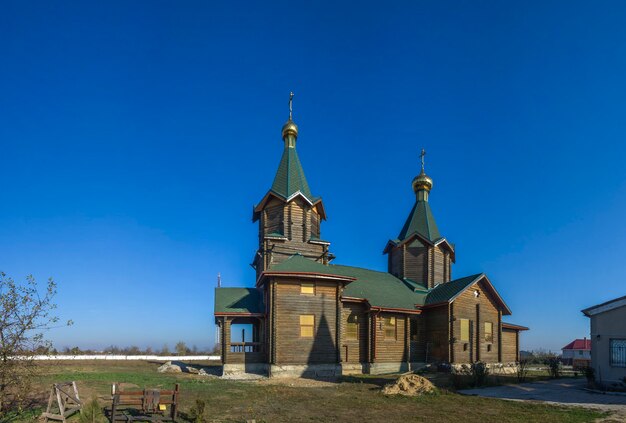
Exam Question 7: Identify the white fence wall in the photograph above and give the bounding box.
[30,355,221,361]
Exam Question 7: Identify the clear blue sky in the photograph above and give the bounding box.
[1,1,625,353]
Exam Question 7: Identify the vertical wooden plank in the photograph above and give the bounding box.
[475,304,481,362]
[449,302,454,364]
[55,385,65,423]
[497,310,503,362]
[404,315,410,364]
[172,383,179,420]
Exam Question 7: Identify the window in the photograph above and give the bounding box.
[346,314,359,340]
[610,339,626,367]
[384,316,396,340]
[578,350,583,356]
[484,322,493,343]
[300,283,314,295]
[460,319,470,342]
[300,315,314,337]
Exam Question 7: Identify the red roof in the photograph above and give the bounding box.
[562,339,591,350]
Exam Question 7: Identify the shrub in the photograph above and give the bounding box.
[545,356,561,379]
[79,397,105,423]
[188,399,207,423]
[471,362,489,387]
[516,359,529,383]
[451,362,489,388]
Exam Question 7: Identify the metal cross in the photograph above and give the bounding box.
[420,148,426,171]
[289,92,294,120]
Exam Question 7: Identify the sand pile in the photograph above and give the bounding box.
[382,374,436,396]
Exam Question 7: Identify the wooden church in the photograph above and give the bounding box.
[214,96,527,377]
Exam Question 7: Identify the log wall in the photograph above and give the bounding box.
[273,279,338,364]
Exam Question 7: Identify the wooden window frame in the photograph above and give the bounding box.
[346,314,359,341]
[484,321,493,343]
[460,318,470,342]
[300,315,315,338]
[384,316,397,341]
[300,282,315,295]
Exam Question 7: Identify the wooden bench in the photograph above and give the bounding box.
[109,383,179,422]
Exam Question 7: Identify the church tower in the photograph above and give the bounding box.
[252,93,331,280]
[384,150,455,288]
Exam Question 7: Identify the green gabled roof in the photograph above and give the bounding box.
[270,146,317,203]
[425,274,483,305]
[268,254,426,310]
[263,256,510,313]
[214,288,264,314]
[397,200,441,242]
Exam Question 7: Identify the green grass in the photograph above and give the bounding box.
[9,361,611,423]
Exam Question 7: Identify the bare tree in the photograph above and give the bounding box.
[175,341,188,356]
[0,273,72,413]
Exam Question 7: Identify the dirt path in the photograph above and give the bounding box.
[459,379,626,420]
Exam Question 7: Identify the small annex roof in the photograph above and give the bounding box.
[562,339,591,350]
[214,287,264,315]
[425,273,512,315]
[502,322,529,331]
[582,295,626,317]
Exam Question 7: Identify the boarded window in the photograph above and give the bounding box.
[384,316,396,340]
[300,315,314,338]
[460,319,470,342]
[484,322,493,343]
[346,314,359,340]
[610,339,626,367]
[300,283,315,295]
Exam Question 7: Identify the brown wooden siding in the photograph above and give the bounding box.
[433,247,445,285]
[409,316,427,362]
[405,239,427,284]
[451,282,500,363]
[273,279,338,364]
[341,303,368,363]
[424,305,450,362]
[373,312,407,363]
[389,247,404,278]
[501,329,518,362]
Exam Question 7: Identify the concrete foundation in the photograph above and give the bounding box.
[222,363,268,379]
[269,364,342,378]
[367,362,410,375]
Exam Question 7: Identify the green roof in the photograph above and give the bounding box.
[214,288,264,314]
[425,274,482,305]
[214,256,506,315]
[270,146,317,203]
[270,254,427,310]
[269,255,491,311]
[397,200,441,242]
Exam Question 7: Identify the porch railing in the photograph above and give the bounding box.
[230,342,262,353]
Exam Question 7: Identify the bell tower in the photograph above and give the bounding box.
[252,93,332,280]
[384,150,455,288]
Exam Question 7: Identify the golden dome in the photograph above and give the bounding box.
[282,119,298,140]
[412,170,433,193]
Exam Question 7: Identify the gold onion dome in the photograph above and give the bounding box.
[412,170,433,193]
[281,119,298,140]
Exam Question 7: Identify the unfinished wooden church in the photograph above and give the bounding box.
[214,96,527,377]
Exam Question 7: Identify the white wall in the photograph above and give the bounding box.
[29,355,221,361]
